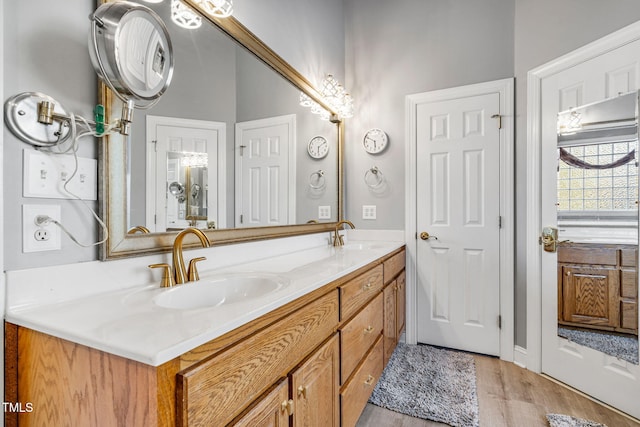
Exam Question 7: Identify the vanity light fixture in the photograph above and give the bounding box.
[299,74,354,121]
[557,110,582,135]
[171,0,203,29]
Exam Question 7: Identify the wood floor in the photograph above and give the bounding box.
[356,354,640,427]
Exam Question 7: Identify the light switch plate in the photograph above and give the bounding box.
[318,205,331,220]
[23,149,97,200]
[362,205,377,220]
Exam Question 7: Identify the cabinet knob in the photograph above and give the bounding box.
[363,282,373,291]
[364,375,375,386]
[280,399,294,415]
[364,325,374,334]
[297,385,307,399]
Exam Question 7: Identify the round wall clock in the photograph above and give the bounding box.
[363,128,388,154]
[307,135,329,159]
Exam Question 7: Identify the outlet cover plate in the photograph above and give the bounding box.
[23,204,61,252]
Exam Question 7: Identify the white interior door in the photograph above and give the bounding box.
[235,115,296,228]
[539,40,640,418]
[146,116,226,232]
[416,92,502,356]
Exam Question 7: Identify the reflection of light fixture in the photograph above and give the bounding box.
[196,0,234,18]
[171,0,202,29]
[299,74,354,121]
[558,110,582,135]
[181,152,208,167]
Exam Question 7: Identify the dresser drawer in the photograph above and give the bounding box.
[340,293,383,383]
[383,249,405,284]
[339,265,383,320]
[177,290,339,427]
[340,336,384,427]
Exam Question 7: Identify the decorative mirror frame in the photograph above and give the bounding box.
[99,0,344,259]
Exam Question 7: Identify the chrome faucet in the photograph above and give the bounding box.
[333,220,355,246]
[172,227,211,284]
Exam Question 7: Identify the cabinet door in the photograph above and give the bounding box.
[396,271,406,338]
[383,282,397,365]
[231,379,291,427]
[291,334,340,427]
[562,266,619,327]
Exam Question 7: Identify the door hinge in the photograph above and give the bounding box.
[239,144,246,156]
[240,214,243,224]
[498,315,502,329]
[491,114,502,129]
[415,232,418,240]
[154,214,157,225]
[498,216,503,228]
[151,139,157,152]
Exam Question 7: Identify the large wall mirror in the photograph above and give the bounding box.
[99,0,343,258]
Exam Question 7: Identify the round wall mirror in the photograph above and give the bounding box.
[89,1,174,108]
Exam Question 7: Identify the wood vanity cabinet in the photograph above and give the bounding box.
[5,246,406,427]
[558,243,638,335]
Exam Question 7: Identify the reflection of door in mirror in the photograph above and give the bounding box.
[555,93,638,365]
[146,116,226,232]
[540,76,640,414]
[235,115,296,228]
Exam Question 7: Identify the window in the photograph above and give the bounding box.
[557,139,638,219]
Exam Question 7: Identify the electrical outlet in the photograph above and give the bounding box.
[23,204,61,252]
[362,205,377,220]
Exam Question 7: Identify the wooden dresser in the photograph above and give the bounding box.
[558,242,638,335]
[6,247,406,427]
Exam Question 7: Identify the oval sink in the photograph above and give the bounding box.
[153,275,289,310]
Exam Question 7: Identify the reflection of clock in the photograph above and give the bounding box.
[307,135,329,159]
[363,128,388,154]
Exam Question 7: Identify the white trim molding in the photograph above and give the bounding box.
[514,345,528,369]
[405,78,515,361]
[526,20,640,374]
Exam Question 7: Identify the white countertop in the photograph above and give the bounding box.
[6,238,404,366]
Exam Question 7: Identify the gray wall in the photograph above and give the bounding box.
[343,0,515,230]
[4,2,99,270]
[2,0,345,271]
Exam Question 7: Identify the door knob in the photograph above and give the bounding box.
[420,232,438,240]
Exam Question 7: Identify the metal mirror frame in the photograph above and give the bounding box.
[99,0,344,259]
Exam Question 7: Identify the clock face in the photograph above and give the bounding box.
[363,128,388,154]
[307,136,329,159]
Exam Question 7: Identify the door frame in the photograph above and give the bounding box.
[405,78,515,361]
[235,114,297,227]
[526,20,640,373]
[146,115,227,231]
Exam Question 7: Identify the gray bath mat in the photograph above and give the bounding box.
[547,413,607,427]
[558,327,638,365]
[369,343,479,427]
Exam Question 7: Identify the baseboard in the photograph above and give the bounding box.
[513,345,527,369]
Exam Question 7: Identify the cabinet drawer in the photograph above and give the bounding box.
[340,293,383,383]
[621,248,638,267]
[621,269,638,299]
[340,265,383,320]
[558,246,617,265]
[340,336,383,427]
[621,301,638,332]
[177,290,339,427]
[383,250,405,284]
